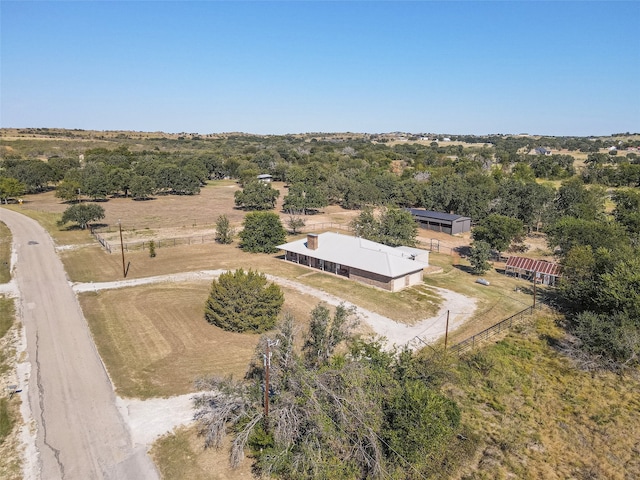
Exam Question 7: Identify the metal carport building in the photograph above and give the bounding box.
[407,209,472,235]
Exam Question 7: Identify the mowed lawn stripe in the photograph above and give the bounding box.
[80,282,321,399]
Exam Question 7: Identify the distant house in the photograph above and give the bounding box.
[504,256,561,286]
[277,232,429,292]
[406,209,471,235]
[257,174,273,183]
[529,147,552,156]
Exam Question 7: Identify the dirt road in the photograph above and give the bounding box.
[73,270,477,349]
[0,207,158,480]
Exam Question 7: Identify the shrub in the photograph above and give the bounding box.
[204,269,283,333]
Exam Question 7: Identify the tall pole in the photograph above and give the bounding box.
[533,270,537,308]
[264,342,271,419]
[119,220,127,278]
[444,310,450,349]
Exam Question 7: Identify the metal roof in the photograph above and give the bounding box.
[505,256,561,277]
[406,209,471,223]
[277,232,428,278]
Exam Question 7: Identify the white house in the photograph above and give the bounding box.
[277,232,429,292]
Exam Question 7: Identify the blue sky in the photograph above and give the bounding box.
[1,1,639,136]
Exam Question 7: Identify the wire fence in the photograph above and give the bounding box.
[91,230,218,254]
[303,222,352,232]
[90,220,455,258]
[448,303,540,356]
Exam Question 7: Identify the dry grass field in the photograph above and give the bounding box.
[151,426,255,480]
[80,281,324,399]
[0,297,21,480]
[5,133,639,479]
[14,178,538,350]
[0,222,11,283]
[452,316,640,480]
[14,179,356,235]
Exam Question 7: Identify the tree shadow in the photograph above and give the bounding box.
[452,264,478,275]
[58,224,85,231]
[132,197,156,202]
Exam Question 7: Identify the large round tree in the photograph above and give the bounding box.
[239,211,287,253]
[58,203,105,230]
[204,269,284,333]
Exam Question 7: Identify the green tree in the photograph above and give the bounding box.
[82,163,110,200]
[194,311,461,478]
[557,245,599,311]
[554,177,605,221]
[48,157,80,182]
[303,303,357,368]
[2,159,55,192]
[547,217,629,255]
[234,181,280,210]
[493,178,554,232]
[108,168,132,197]
[599,254,640,320]
[468,241,491,274]
[0,177,26,204]
[350,207,417,247]
[472,214,524,256]
[571,311,639,367]
[214,214,234,244]
[129,175,155,199]
[511,162,536,183]
[350,208,379,241]
[613,189,640,235]
[239,212,287,253]
[378,207,417,247]
[55,179,82,203]
[58,203,105,230]
[204,269,284,333]
[285,212,305,234]
[382,379,460,466]
[282,183,328,214]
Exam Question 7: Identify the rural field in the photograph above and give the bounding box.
[7,177,545,383]
[4,163,637,479]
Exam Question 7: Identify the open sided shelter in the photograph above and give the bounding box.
[277,232,429,292]
[407,209,471,235]
[505,256,562,286]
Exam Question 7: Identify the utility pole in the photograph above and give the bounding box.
[263,342,272,418]
[119,220,127,278]
[444,310,450,349]
[263,339,279,420]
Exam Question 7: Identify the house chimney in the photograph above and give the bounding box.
[307,234,318,250]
